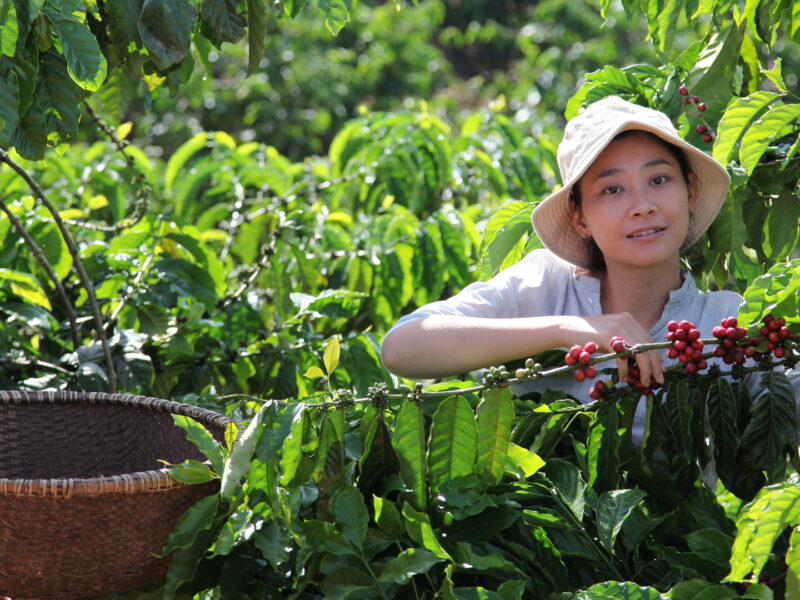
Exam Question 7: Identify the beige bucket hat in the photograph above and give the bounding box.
[531,95,731,269]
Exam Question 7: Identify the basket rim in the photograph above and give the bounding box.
[0,390,228,498]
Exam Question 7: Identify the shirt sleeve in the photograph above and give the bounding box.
[383,249,575,337]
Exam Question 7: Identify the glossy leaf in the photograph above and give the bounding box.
[478,200,533,280]
[665,382,693,461]
[333,485,369,550]
[475,387,514,485]
[394,398,428,510]
[166,459,218,484]
[713,90,779,165]
[582,581,667,599]
[740,103,800,175]
[429,395,478,491]
[378,548,443,584]
[245,0,268,74]
[256,401,304,463]
[741,372,797,470]
[504,443,545,479]
[403,503,451,560]
[728,483,800,581]
[587,402,620,493]
[318,0,353,35]
[200,0,245,43]
[763,191,800,261]
[137,0,198,71]
[173,414,224,475]
[42,4,106,91]
[0,70,20,146]
[358,411,400,497]
[706,378,738,480]
[596,489,646,553]
[373,495,404,537]
[323,336,340,375]
[162,494,219,555]
[220,402,270,498]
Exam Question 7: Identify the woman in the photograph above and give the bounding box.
[380,96,743,431]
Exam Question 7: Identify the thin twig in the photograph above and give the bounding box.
[0,197,80,348]
[0,357,73,376]
[81,100,150,232]
[0,148,117,392]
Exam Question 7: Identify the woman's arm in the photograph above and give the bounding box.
[380,312,664,384]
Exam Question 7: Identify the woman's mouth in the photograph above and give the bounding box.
[627,227,665,239]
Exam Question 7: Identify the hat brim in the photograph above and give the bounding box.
[531,121,731,269]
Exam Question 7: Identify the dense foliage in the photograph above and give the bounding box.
[2,0,800,598]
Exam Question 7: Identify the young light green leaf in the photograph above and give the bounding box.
[712,90,779,165]
[786,526,800,600]
[304,366,326,380]
[429,395,478,491]
[504,443,545,479]
[727,483,800,581]
[584,581,667,599]
[165,459,218,484]
[403,503,452,560]
[172,414,224,475]
[323,336,340,375]
[479,200,533,280]
[596,489,647,554]
[740,103,800,175]
[318,0,353,35]
[373,495,404,538]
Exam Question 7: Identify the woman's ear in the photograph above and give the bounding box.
[570,200,590,239]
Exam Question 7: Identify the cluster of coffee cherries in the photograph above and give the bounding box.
[711,316,752,365]
[564,342,598,381]
[760,314,791,359]
[666,320,708,374]
[514,357,543,380]
[678,85,713,143]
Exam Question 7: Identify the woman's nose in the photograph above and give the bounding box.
[629,186,657,217]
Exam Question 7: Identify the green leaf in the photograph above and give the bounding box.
[164,132,209,194]
[278,407,308,486]
[665,382,693,461]
[12,94,47,160]
[373,495,404,537]
[166,459,218,484]
[587,402,620,493]
[596,489,647,554]
[479,200,533,280]
[332,486,369,550]
[394,398,428,510]
[0,0,18,57]
[162,494,219,555]
[412,218,446,306]
[713,90,779,165]
[38,48,79,142]
[172,414,224,475]
[200,0,245,43]
[0,70,20,146]
[42,5,107,91]
[760,58,788,94]
[706,378,738,480]
[740,103,800,175]
[358,412,400,497]
[256,401,304,462]
[0,268,51,310]
[163,516,224,600]
[317,0,353,35]
[685,528,733,566]
[245,0,267,74]
[683,22,742,120]
[220,403,269,498]
[763,191,800,261]
[584,581,667,599]
[137,0,198,71]
[786,527,800,600]
[741,372,797,470]
[476,388,514,485]
[379,548,443,584]
[304,366,325,379]
[429,395,478,491]
[728,483,800,581]
[105,0,143,47]
[545,458,586,522]
[403,503,451,560]
[323,336,340,375]
[504,443,545,478]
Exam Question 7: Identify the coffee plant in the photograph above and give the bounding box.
[1,0,800,599]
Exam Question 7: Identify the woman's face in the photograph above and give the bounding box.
[571,132,697,272]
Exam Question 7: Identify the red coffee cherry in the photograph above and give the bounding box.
[703,133,712,143]
[679,85,689,96]
[696,124,708,134]
[698,103,707,111]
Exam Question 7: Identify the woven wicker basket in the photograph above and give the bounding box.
[0,390,229,600]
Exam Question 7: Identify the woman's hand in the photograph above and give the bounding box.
[561,313,664,387]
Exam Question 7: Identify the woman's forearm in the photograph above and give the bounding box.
[380,314,582,379]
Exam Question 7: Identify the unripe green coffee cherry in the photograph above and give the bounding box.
[525,358,535,369]
[516,368,527,379]
[533,363,542,373]
[500,370,510,379]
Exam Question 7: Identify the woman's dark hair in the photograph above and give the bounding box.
[569,130,693,272]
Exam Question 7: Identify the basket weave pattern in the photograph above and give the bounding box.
[0,391,229,600]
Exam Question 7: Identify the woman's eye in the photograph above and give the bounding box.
[603,185,622,195]
[652,175,668,185]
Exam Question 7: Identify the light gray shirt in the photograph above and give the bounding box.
[384,249,796,443]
